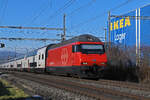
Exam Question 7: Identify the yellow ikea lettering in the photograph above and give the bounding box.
[110,16,131,31]
[125,16,131,27]
[114,21,118,30]
[110,23,113,31]
[120,19,124,28]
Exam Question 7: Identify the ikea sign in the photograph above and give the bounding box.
[109,10,136,45]
[109,5,150,46]
[110,16,131,31]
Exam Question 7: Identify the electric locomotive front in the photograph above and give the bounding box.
[72,41,107,78]
[46,34,107,78]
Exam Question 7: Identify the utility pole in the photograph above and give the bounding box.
[62,14,66,41]
[15,47,16,58]
[108,11,111,50]
[104,28,107,43]
[138,8,141,66]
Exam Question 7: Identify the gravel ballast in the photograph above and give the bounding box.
[1,74,96,100]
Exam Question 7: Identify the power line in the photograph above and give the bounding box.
[0,14,66,41]
[0,0,8,24]
[67,0,96,17]
[0,25,64,30]
[111,15,150,20]
[0,0,5,13]
[68,0,133,31]
[110,0,133,11]
[41,0,76,25]
[28,0,51,25]
[0,37,61,41]
[68,11,107,30]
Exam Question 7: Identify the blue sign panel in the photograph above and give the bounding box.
[108,4,150,66]
[140,5,150,46]
[110,10,137,46]
[109,4,150,47]
[140,5,150,66]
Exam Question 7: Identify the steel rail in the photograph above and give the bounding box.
[11,72,150,100]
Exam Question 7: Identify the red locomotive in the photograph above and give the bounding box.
[45,34,107,78]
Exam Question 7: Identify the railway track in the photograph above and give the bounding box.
[25,71,150,92]
[9,72,150,100]
[98,79,150,92]
[12,72,112,100]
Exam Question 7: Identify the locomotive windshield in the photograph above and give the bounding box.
[72,44,105,54]
[81,44,103,50]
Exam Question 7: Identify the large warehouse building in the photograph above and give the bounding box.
[108,4,150,66]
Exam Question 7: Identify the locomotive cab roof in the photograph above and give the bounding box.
[48,34,101,49]
[63,34,101,43]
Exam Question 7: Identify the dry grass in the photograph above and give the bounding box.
[0,79,28,100]
[103,45,150,83]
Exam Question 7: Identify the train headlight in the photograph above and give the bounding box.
[101,62,106,64]
[82,62,88,65]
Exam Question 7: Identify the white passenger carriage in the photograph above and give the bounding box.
[35,47,47,72]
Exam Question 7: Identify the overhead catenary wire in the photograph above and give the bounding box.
[111,15,150,20]
[0,37,61,41]
[0,25,64,31]
[27,0,52,25]
[0,0,135,48]
[67,0,96,17]
[68,11,107,30]
[22,1,52,39]
[41,0,76,25]
[0,0,8,24]
[110,0,133,11]
[0,1,5,13]
[68,0,133,30]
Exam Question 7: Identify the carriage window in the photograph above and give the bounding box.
[72,45,80,52]
[39,55,40,60]
[42,54,44,60]
[10,65,13,67]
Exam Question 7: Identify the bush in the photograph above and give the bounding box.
[103,44,150,83]
[103,45,139,82]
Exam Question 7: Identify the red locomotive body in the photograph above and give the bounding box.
[45,34,107,78]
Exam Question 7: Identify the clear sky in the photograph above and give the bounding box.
[0,0,150,53]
